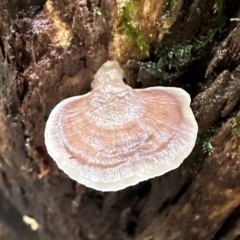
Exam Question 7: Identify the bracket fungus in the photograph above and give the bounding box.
[45,61,198,191]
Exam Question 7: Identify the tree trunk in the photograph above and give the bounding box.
[1,0,240,240]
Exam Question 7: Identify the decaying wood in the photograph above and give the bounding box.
[0,0,240,240]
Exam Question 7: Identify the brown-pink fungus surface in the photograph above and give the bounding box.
[44,61,198,191]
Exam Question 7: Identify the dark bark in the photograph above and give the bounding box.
[0,190,38,240]
[0,0,240,240]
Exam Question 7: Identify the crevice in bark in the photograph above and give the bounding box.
[137,181,152,199]
[158,180,193,214]
[0,190,38,240]
[212,206,240,240]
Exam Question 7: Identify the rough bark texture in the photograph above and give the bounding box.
[1,0,240,240]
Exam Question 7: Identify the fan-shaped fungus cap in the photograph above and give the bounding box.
[45,61,198,191]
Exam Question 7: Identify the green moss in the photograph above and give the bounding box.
[197,129,215,155]
[156,30,217,72]
[230,117,240,136]
[155,0,227,78]
[119,0,149,55]
[118,0,181,56]
[93,7,102,16]
[119,0,228,82]
[202,141,214,155]
[199,116,240,156]
[157,44,192,70]
[157,0,178,34]
[162,0,177,18]
[213,0,224,14]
